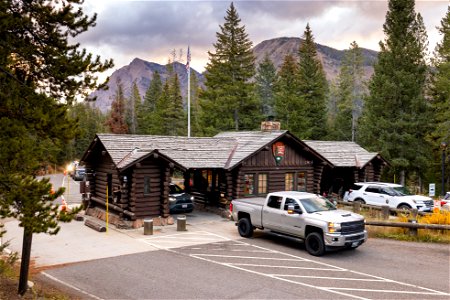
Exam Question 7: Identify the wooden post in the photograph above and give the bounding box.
[381,205,390,220]
[353,201,361,213]
[144,218,153,235]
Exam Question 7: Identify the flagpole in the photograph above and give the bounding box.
[187,46,191,138]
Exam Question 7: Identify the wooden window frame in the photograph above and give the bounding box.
[257,173,268,195]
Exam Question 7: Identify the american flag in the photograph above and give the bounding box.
[186,46,191,72]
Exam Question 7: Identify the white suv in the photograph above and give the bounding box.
[344,182,433,212]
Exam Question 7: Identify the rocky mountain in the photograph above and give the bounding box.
[254,37,377,80]
[90,37,378,113]
[89,58,204,113]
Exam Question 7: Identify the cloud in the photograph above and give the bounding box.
[76,0,449,76]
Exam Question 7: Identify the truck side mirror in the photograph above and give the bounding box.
[287,204,302,214]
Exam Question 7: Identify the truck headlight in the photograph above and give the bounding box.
[328,222,341,233]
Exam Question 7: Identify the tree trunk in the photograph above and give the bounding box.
[400,170,406,187]
[18,228,33,296]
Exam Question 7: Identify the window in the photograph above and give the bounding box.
[144,176,151,195]
[284,198,300,211]
[267,195,282,209]
[244,174,255,195]
[297,172,306,191]
[258,173,268,194]
[285,173,294,191]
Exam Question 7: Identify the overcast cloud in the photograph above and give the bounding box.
[76,0,449,78]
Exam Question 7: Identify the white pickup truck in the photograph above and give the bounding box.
[230,191,367,256]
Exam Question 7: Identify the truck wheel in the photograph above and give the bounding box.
[305,232,325,256]
[397,204,411,211]
[238,218,253,238]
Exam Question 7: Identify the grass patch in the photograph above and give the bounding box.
[0,251,73,299]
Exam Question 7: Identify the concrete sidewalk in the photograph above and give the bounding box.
[1,210,238,267]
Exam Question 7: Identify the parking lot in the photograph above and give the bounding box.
[141,232,450,300]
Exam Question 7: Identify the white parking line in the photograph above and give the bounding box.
[185,240,450,299]
[42,272,104,300]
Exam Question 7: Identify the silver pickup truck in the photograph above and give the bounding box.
[230,191,367,256]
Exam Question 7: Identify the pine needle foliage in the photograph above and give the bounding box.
[358,0,431,183]
[0,1,112,295]
[199,2,260,135]
[297,24,329,139]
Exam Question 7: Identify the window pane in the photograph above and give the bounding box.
[244,174,255,195]
[297,172,306,191]
[285,173,294,191]
[258,173,267,194]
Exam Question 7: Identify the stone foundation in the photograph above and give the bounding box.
[85,207,174,229]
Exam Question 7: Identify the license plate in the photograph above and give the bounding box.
[182,204,187,208]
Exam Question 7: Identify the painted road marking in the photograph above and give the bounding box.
[176,239,450,300]
[140,231,230,249]
[42,272,104,300]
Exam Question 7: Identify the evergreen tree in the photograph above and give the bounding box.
[332,41,365,141]
[151,72,185,136]
[189,71,204,137]
[358,0,430,185]
[68,103,106,159]
[106,82,128,134]
[429,6,450,145]
[427,6,450,193]
[274,54,306,135]
[297,24,329,139]
[126,81,142,134]
[256,54,278,117]
[138,71,162,134]
[0,0,112,295]
[199,2,260,134]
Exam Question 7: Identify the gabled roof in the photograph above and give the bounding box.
[302,140,386,168]
[214,130,289,168]
[93,134,237,170]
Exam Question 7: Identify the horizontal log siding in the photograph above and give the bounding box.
[237,166,315,197]
[131,160,163,219]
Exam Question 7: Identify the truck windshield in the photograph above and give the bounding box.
[299,196,336,213]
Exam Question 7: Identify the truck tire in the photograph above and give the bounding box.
[305,232,325,256]
[238,218,253,238]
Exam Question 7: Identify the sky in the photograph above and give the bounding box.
[76,0,449,79]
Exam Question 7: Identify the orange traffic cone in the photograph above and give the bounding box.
[61,198,68,212]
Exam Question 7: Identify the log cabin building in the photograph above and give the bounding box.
[80,128,387,227]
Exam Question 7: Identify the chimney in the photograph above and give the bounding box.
[261,117,281,132]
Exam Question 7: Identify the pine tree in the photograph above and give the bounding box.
[428,6,450,193]
[0,0,112,295]
[297,24,329,139]
[199,2,260,134]
[138,71,162,134]
[274,54,306,135]
[256,54,278,117]
[189,71,204,137]
[68,103,106,159]
[106,82,129,134]
[126,81,142,134]
[429,6,450,145]
[358,0,430,185]
[332,41,365,141]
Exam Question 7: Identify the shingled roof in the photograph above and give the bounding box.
[84,133,383,172]
[214,130,290,168]
[94,134,237,170]
[302,140,384,168]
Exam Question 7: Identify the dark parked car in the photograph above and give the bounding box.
[73,167,86,181]
[169,183,194,214]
